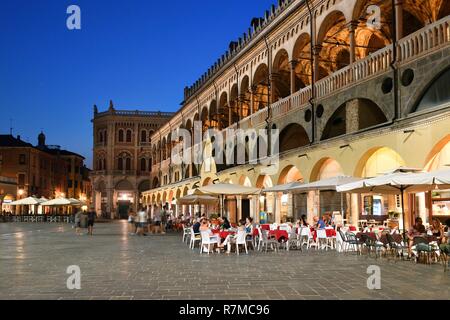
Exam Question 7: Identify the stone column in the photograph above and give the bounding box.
[350,193,359,226]
[348,22,357,64]
[106,188,114,219]
[313,45,322,82]
[250,86,256,115]
[236,195,242,224]
[270,73,279,103]
[289,60,298,95]
[346,99,360,134]
[395,0,403,40]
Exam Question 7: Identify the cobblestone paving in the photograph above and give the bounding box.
[0,222,449,300]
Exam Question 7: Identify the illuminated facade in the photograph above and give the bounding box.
[90,101,174,219]
[137,0,450,228]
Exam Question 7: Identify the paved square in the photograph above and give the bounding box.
[0,222,448,300]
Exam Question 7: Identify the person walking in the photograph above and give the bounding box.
[74,210,83,235]
[128,208,137,235]
[153,207,162,234]
[136,207,148,236]
[87,207,96,236]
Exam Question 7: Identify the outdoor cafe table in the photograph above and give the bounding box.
[212,229,235,240]
[269,229,289,242]
[311,228,337,241]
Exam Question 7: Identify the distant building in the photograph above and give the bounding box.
[0,132,91,211]
[0,176,17,213]
[90,101,174,219]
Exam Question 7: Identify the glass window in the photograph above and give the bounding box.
[416,68,450,112]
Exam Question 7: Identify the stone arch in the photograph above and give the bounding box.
[278,123,310,153]
[239,175,252,187]
[152,177,159,189]
[229,83,240,124]
[424,134,450,171]
[240,75,251,118]
[412,66,450,114]
[256,175,273,189]
[272,48,291,101]
[176,188,182,200]
[202,177,213,187]
[292,32,312,90]
[354,147,406,178]
[321,99,387,140]
[209,100,218,129]
[182,186,189,196]
[252,63,269,113]
[217,92,229,129]
[278,165,303,185]
[116,179,134,191]
[310,157,344,182]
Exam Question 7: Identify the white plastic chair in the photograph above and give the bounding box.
[285,228,301,251]
[200,231,219,255]
[182,225,190,243]
[189,227,201,249]
[257,228,278,252]
[234,231,248,255]
[299,226,316,250]
[317,229,332,251]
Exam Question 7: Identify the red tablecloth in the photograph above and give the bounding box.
[269,230,289,242]
[349,226,357,232]
[311,228,336,241]
[260,224,270,231]
[211,229,235,240]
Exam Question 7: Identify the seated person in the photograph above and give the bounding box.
[192,219,201,234]
[407,217,426,256]
[199,219,210,232]
[313,216,326,230]
[430,218,443,240]
[219,220,246,253]
[439,219,450,255]
[245,217,254,235]
[221,217,231,230]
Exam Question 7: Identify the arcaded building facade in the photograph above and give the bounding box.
[138,0,450,228]
[90,102,174,219]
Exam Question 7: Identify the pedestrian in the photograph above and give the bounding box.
[136,207,148,236]
[153,207,162,234]
[128,208,136,235]
[74,209,83,235]
[87,207,96,236]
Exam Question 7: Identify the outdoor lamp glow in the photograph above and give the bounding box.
[18,189,24,196]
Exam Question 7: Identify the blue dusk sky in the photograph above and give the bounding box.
[0,0,276,167]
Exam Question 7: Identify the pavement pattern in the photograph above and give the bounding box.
[0,221,449,300]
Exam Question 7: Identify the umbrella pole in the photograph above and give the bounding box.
[400,188,407,240]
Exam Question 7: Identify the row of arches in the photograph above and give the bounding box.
[143,133,450,206]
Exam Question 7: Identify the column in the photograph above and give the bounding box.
[236,195,242,224]
[350,193,359,227]
[395,0,403,40]
[289,60,298,95]
[346,99,360,133]
[313,45,322,82]
[348,22,357,64]
[106,188,114,219]
[250,86,256,115]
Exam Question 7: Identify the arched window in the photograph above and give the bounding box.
[140,158,147,171]
[118,158,124,170]
[98,131,103,143]
[126,158,131,170]
[103,130,107,145]
[126,130,132,143]
[103,159,106,170]
[118,129,124,142]
[141,130,147,143]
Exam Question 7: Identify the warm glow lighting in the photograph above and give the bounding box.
[18,189,24,196]
[82,205,88,211]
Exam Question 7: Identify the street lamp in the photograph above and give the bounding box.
[18,189,24,198]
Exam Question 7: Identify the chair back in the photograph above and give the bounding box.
[200,231,211,243]
[413,236,428,246]
[236,231,247,244]
[339,229,347,241]
[300,227,310,237]
[317,229,327,240]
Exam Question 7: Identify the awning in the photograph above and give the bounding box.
[290,176,362,193]
[10,196,44,206]
[198,183,261,196]
[263,181,303,193]
[41,198,79,206]
[178,194,219,205]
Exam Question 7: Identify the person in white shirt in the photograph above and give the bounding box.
[136,207,148,236]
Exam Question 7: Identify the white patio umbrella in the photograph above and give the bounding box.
[198,183,261,218]
[262,181,303,193]
[178,193,219,206]
[290,176,363,193]
[336,171,430,234]
[10,196,42,206]
[41,198,73,206]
